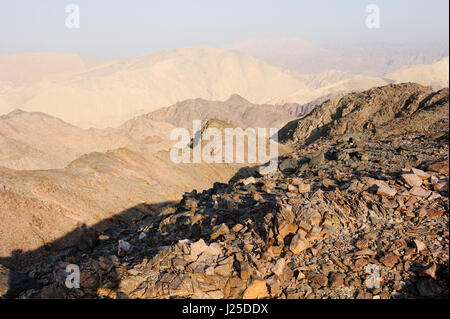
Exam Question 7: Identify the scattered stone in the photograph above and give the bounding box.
[289,234,311,254]
[409,187,431,198]
[401,174,423,187]
[298,183,311,194]
[376,185,397,197]
[379,253,400,268]
[419,263,437,280]
[279,158,298,173]
[272,258,287,277]
[309,152,325,167]
[0,265,41,299]
[356,290,373,299]
[210,223,230,240]
[329,272,345,288]
[278,223,299,239]
[414,240,427,253]
[242,280,269,299]
[306,272,328,287]
[427,160,449,174]
[411,168,430,180]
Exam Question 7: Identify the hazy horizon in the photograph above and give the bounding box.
[0,0,448,58]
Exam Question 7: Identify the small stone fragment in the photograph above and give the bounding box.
[401,174,423,187]
[242,280,269,299]
[211,223,230,240]
[289,234,311,254]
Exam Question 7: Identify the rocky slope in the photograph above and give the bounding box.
[0,118,290,269]
[284,83,449,145]
[1,84,447,299]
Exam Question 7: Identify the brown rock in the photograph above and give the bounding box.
[267,246,283,259]
[240,261,251,281]
[278,223,299,239]
[329,272,345,288]
[427,160,449,174]
[298,183,311,193]
[401,174,423,187]
[356,290,373,299]
[419,263,437,280]
[355,238,370,250]
[376,185,397,197]
[242,280,269,299]
[289,234,311,254]
[272,258,287,277]
[433,181,448,193]
[214,263,233,278]
[414,240,427,253]
[379,253,400,268]
[411,168,430,180]
[231,224,244,233]
[409,187,431,198]
[211,223,230,240]
[306,272,328,287]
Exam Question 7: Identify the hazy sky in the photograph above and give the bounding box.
[0,0,448,57]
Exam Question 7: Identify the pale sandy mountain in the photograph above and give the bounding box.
[0,53,87,86]
[228,38,448,75]
[228,38,327,61]
[299,70,355,89]
[3,47,306,128]
[269,74,392,105]
[386,56,449,88]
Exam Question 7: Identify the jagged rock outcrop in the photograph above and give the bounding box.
[286,83,449,145]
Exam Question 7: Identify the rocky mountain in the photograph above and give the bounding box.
[128,94,312,134]
[282,83,449,145]
[0,84,447,299]
[0,94,303,170]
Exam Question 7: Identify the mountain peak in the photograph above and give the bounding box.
[225,94,251,104]
[3,109,27,118]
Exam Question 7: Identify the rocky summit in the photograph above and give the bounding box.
[0,84,448,299]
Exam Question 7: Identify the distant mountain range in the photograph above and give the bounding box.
[0,45,448,129]
[228,38,449,76]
